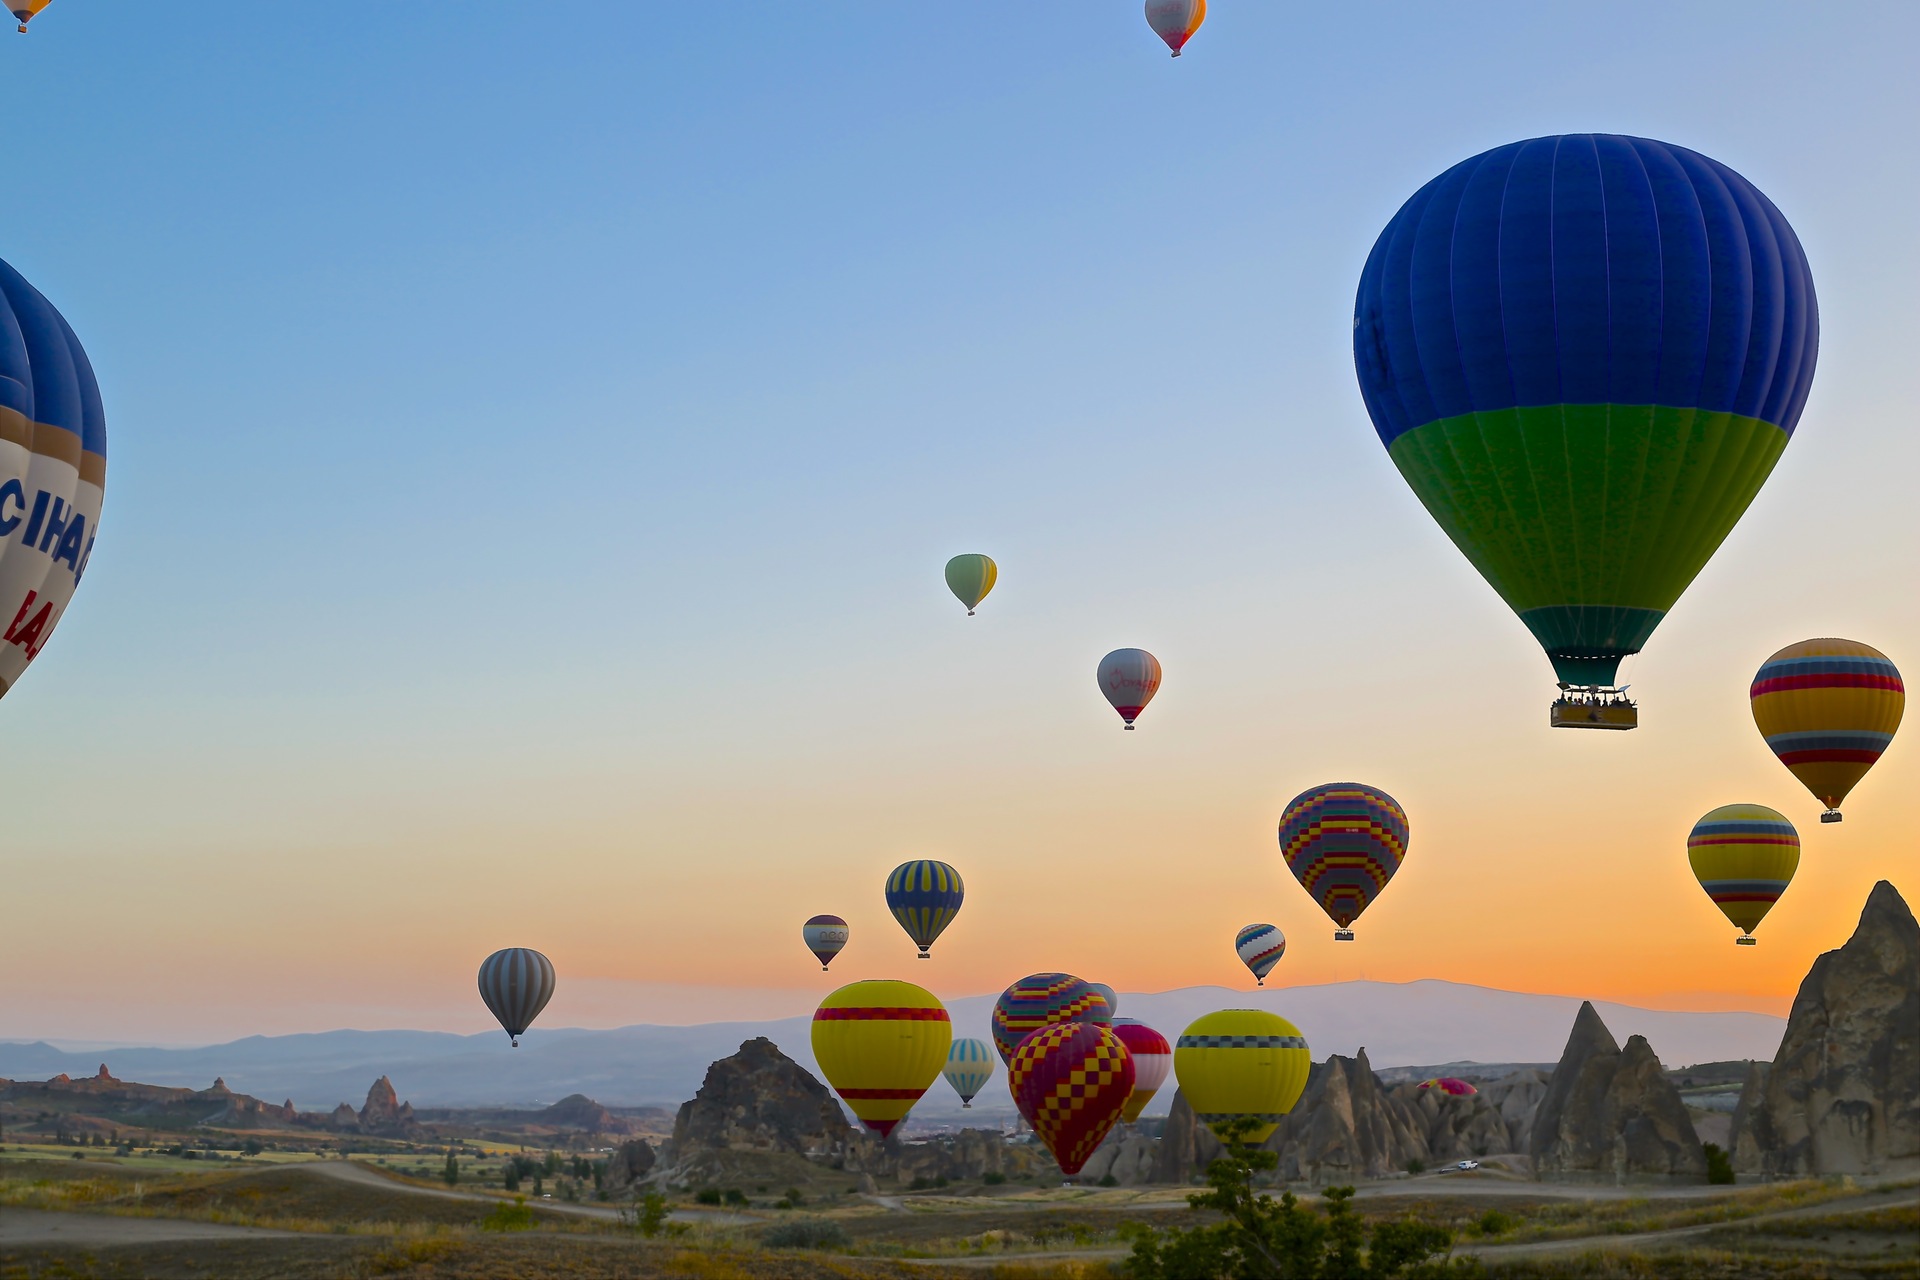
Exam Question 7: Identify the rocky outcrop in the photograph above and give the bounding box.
[1530,1002,1705,1182]
[1733,880,1919,1177]
[1483,1069,1550,1154]
[1078,1128,1158,1185]
[601,1139,658,1194]
[668,1038,853,1162]
[857,1129,1053,1183]
[329,1103,359,1130]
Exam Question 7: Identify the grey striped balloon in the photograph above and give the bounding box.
[478,948,556,1047]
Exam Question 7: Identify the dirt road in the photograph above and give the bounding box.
[0,1206,296,1246]
[305,1159,759,1226]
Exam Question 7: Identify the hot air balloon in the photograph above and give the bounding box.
[1111,1019,1172,1124]
[1234,924,1285,985]
[0,258,106,698]
[943,1037,996,1108]
[812,980,952,1137]
[1687,804,1799,945]
[478,948,556,1048]
[885,860,964,957]
[1086,983,1118,1024]
[802,915,849,971]
[944,554,997,616]
[1144,0,1204,56]
[1174,1009,1311,1144]
[11,1,51,33]
[1098,648,1161,730]
[991,973,1111,1064]
[1354,136,1819,730]
[1750,640,1903,823]
[1279,783,1408,941]
[1009,1022,1135,1176]
[1418,1077,1478,1097]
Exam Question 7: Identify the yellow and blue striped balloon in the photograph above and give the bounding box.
[1687,805,1799,944]
[942,1037,995,1107]
[1173,1009,1311,1144]
[885,859,964,958]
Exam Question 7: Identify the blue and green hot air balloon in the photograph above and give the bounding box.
[1354,135,1818,728]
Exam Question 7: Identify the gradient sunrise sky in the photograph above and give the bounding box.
[1,3,1915,1044]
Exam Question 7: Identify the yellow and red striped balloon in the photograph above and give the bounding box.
[1751,639,1903,822]
[1687,805,1799,944]
[811,980,951,1137]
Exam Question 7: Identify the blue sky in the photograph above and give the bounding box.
[1,3,1915,1041]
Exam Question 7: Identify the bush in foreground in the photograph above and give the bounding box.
[1121,1119,1468,1279]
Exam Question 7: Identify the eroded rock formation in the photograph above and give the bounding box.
[1732,880,1919,1177]
[1529,1002,1704,1182]
[667,1038,853,1162]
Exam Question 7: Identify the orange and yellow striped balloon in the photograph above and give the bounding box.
[811,980,951,1137]
[1750,639,1903,822]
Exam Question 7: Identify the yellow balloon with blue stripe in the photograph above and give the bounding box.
[1173,1009,1311,1144]
[1687,804,1799,944]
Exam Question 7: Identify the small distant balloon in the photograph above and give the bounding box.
[802,915,849,971]
[1419,1077,1478,1097]
[885,860,964,958]
[1687,804,1800,945]
[478,948,556,1048]
[1111,1019,1172,1124]
[1144,0,1205,56]
[12,1,52,33]
[944,554,998,616]
[1750,639,1903,823]
[1235,924,1285,985]
[1098,648,1162,730]
[943,1038,996,1108]
[1086,983,1118,1023]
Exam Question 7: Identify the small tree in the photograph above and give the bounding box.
[1703,1143,1736,1185]
[443,1151,460,1187]
[504,1162,521,1192]
[1121,1118,1459,1279]
[634,1192,669,1237]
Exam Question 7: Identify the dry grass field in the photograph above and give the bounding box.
[0,1150,1906,1278]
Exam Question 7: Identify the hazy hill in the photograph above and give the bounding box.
[0,980,1784,1114]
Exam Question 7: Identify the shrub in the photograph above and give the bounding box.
[442,1152,460,1187]
[909,1176,936,1191]
[481,1198,537,1232]
[1474,1208,1516,1236]
[1098,1174,1119,1187]
[762,1218,852,1250]
[1405,1158,1427,1174]
[695,1188,722,1206]
[784,1187,805,1205]
[983,1171,1007,1185]
[1704,1143,1736,1185]
[723,1188,749,1207]
[631,1192,669,1238]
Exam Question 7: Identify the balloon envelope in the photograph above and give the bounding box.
[1111,1019,1172,1124]
[1086,983,1118,1023]
[1354,135,1818,692]
[1009,1022,1134,1176]
[12,1,52,32]
[478,948,556,1047]
[812,980,952,1137]
[1098,648,1162,728]
[802,915,849,970]
[1235,924,1286,984]
[885,860,964,956]
[944,554,997,615]
[943,1037,996,1107]
[0,258,107,699]
[992,973,1111,1065]
[1687,804,1799,939]
[1175,1009,1311,1144]
[1751,639,1903,819]
[1143,0,1204,56]
[1279,783,1408,933]
[1418,1077,1478,1097]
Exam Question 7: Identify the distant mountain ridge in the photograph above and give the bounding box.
[0,980,1786,1113]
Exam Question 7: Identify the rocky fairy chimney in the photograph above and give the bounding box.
[360,1076,403,1129]
[1530,1001,1704,1181]
[95,1064,113,1083]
